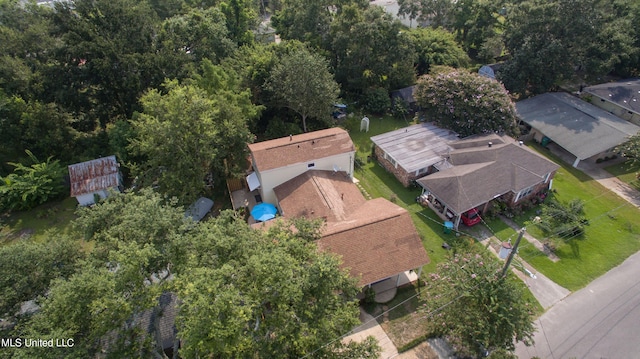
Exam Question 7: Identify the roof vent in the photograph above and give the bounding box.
[488,142,493,148]
[289,134,292,141]
[519,141,524,146]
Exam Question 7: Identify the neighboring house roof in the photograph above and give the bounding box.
[274,170,366,222]
[274,170,430,286]
[185,197,214,222]
[68,155,120,197]
[248,128,355,172]
[390,85,417,104]
[417,134,559,215]
[584,79,640,115]
[370,123,459,173]
[516,92,640,160]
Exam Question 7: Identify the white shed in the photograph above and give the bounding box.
[68,155,122,206]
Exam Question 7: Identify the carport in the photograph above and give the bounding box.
[516,92,640,167]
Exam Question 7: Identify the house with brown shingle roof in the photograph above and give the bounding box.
[247,128,355,205]
[68,155,122,206]
[272,170,430,288]
[416,134,559,229]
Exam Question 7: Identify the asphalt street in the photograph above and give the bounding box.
[516,250,640,359]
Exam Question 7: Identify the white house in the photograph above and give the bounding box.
[68,155,122,206]
[247,128,356,205]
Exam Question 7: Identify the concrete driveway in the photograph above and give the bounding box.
[343,307,399,359]
[516,250,640,359]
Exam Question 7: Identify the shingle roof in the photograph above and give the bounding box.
[417,135,559,214]
[516,92,640,160]
[584,79,640,115]
[274,170,430,286]
[249,128,355,172]
[274,170,366,222]
[68,155,120,197]
[370,123,459,173]
[319,199,430,286]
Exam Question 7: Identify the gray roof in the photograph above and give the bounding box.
[516,92,640,160]
[584,79,640,115]
[370,123,459,173]
[185,197,214,222]
[417,134,559,214]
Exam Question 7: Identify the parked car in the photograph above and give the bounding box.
[460,208,481,226]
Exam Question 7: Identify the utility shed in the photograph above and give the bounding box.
[516,92,640,167]
[68,155,122,206]
[370,123,459,186]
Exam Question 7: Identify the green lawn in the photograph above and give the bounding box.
[605,160,640,190]
[505,144,640,291]
[1,196,79,244]
[344,114,452,272]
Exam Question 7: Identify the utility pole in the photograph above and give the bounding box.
[502,227,525,278]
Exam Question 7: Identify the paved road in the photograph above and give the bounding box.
[515,250,640,359]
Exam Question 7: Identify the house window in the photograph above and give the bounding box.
[307,163,315,168]
[416,167,429,176]
[515,186,535,202]
[384,152,397,168]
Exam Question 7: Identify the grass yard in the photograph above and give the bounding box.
[605,160,640,190]
[1,196,79,244]
[344,114,454,272]
[502,143,640,291]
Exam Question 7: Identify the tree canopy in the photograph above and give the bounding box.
[265,47,339,132]
[6,189,379,358]
[421,250,535,357]
[415,67,519,137]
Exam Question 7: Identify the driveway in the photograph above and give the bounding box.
[515,250,640,359]
[343,307,399,358]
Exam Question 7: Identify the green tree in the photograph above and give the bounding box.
[159,7,237,64]
[616,134,640,167]
[0,237,83,318]
[271,0,367,50]
[450,0,505,56]
[398,0,454,28]
[330,5,416,94]
[536,198,589,239]
[173,213,379,358]
[129,65,258,203]
[421,250,535,357]
[414,67,519,137]
[50,0,163,127]
[265,47,339,132]
[408,27,470,76]
[501,0,638,96]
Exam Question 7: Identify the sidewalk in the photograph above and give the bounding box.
[343,307,399,359]
[481,236,570,310]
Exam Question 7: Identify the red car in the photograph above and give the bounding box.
[461,208,481,227]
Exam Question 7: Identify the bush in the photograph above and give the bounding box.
[0,151,66,211]
[362,88,391,114]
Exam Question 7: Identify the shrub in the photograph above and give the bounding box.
[362,87,391,114]
[0,151,66,211]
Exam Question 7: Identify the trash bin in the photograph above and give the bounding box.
[443,221,454,234]
[541,136,551,146]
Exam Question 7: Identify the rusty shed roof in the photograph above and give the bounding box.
[68,155,120,197]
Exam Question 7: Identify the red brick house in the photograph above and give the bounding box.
[416,134,559,229]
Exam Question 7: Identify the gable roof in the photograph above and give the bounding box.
[370,123,459,173]
[249,128,355,172]
[516,92,640,160]
[273,170,430,286]
[417,134,559,214]
[584,79,640,115]
[68,155,120,197]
